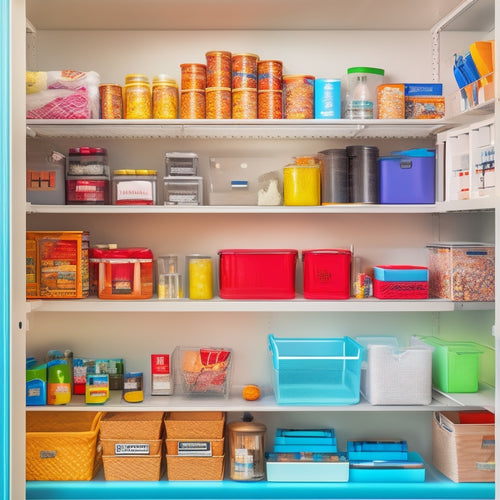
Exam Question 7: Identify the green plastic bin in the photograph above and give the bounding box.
[420,336,484,393]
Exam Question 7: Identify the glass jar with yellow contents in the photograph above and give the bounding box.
[152,75,179,119]
[283,161,321,206]
[186,254,213,300]
[124,74,152,119]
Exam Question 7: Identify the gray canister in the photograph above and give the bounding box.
[318,149,349,204]
[346,145,379,203]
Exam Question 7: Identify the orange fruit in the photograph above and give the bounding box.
[242,384,261,401]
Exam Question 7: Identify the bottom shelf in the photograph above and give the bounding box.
[26,466,494,499]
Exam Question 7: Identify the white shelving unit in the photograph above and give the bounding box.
[9,0,497,498]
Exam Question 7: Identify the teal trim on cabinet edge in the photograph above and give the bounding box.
[0,0,11,498]
[26,469,494,500]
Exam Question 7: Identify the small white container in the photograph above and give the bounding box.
[344,67,384,119]
[356,336,433,405]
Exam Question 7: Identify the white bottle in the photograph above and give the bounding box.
[347,75,374,119]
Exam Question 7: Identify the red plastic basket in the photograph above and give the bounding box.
[373,279,428,299]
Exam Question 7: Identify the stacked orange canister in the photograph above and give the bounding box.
[231,52,258,119]
[180,63,207,118]
[257,59,283,119]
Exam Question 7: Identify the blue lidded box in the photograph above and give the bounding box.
[379,149,435,204]
[404,83,443,96]
[274,429,338,453]
[347,440,408,460]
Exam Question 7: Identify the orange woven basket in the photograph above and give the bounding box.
[165,411,225,439]
[103,454,164,481]
[166,455,224,480]
[100,411,165,440]
[26,411,103,481]
[166,437,224,456]
[101,437,163,456]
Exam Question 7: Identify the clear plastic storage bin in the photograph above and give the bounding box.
[268,335,363,405]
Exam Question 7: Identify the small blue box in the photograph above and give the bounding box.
[373,266,429,282]
[347,440,408,460]
[379,149,436,204]
[404,83,443,96]
[275,429,337,445]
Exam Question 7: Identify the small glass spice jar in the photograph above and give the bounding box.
[152,75,178,119]
[124,74,152,119]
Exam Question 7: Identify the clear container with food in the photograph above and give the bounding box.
[112,169,157,205]
[283,163,320,205]
[152,74,178,119]
[344,67,384,119]
[283,74,315,119]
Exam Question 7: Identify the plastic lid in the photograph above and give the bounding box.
[152,74,178,87]
[90,247,153,259]
[125,74,149,84]
[232,52,259,59]
[390,148,436,158]
[227,421,266,433]
[347,67,385,76]
[165,152,199,158]
[69,147,107,156]
[113,169,157,175]
[319,148,347,158]
[283,74,315,82]
[206,50,232,56]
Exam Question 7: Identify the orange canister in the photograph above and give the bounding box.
[99,84,123,119]
[258,60,283,90]
[206,87,231,119]
[283,74,315,119]
[232,53,259,89]
[206,50,232,88]
[232,88,257,119]
[258,90,282,119]
[180,63,207,90]
[124,74,152,119]
[180,90,205,119]
[152,75,179,119]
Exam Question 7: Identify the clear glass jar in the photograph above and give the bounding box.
[124,74,152,119]
[152,74,178,119]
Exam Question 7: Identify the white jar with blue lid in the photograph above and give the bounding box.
[344,67,384,119]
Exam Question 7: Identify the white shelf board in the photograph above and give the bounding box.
[26,119,447,140]
[26,386,494,413]
[27,296,470,313]
[26,0,469,31]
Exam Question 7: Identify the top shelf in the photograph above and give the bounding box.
[25,0,494,32]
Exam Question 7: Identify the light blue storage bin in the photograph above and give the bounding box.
[268,335,363,405]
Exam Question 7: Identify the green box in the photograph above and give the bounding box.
[420,336,484,393]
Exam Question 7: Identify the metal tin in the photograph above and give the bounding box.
[346,145,379,203]
[318,148,349,204]
[99,84,123,119]
[232,53,259,89]
[283,74,315,119]
[258,90,282,119]
[180,63,207,90]
[180,90,205,119]
[257,60,283,90]
[206,50,232,88]
[232,88,257,119]
[206,87,231,119]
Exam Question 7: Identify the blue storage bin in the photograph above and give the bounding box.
[268,335,363,405]
[379,149,435,204]
[347,440,408,460]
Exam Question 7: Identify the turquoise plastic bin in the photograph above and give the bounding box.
[268,335,363,405]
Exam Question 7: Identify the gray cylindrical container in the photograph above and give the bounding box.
[318,149,349,204]
[346,145,379,203]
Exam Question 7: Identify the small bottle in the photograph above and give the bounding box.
[347,75,373,119]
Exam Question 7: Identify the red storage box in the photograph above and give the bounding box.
[373,279,428,299]
[218,249,298,299]
[302,249,351,299]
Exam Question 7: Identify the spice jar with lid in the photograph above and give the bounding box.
[227,421,267,481]
[152,75,178,119]
[124,74,152,119]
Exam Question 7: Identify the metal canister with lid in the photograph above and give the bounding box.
[346,145,380,203]
[227,421,266,481]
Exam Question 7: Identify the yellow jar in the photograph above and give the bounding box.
[188,255,213,300]
[283,164,321,205]
[152,75,179,119]
[124,74,152,119]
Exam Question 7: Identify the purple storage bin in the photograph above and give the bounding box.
[379,149,435,204]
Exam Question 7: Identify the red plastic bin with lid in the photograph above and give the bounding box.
[302,249,351,299]
[218,249,298,299]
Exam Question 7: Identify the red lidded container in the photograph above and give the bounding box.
[218,249,298,299]
[302,249,351,299]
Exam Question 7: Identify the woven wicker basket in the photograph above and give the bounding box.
[165,411,225,439]
[26,411,103,481]
[103,454,164,481]
[166,455,224,480]
[166,437,224,456]
[432,411,495,482]
[101,437,163,456]
[100,411,164,440]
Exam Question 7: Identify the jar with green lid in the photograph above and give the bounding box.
[124,74,152,119]
[112,169,157,205]
[152,74,179,119]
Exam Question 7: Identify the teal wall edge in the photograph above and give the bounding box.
[0,0,11,497]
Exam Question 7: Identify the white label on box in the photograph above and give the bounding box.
[178,441,212,456]
[117,181,153,201]
[115,443,150,455]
